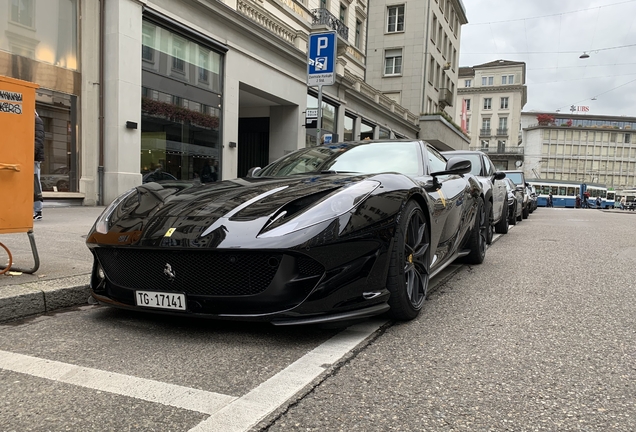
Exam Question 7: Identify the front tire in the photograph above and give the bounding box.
[486,202,494,245]
[495,206,509,234]
[465,197,486,264]
[387,201,431,321]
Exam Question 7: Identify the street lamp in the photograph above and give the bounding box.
[579,52,590,59]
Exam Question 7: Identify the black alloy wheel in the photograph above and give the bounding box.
[465,197,487,264]
[387,200,431,321]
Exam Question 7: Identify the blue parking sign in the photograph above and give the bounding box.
[307,32,337,86]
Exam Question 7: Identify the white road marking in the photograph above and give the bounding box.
[188,319,387,432]
[0,350,236,414]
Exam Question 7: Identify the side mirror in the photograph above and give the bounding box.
[247,167,261,177]
[431,157,471,177]
[493,171,506,181]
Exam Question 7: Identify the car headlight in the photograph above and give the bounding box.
[94,188,139,234]
[258,181,380,238]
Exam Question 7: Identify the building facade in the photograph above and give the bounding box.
[365,0,469,151]
[456,60,527,169]
[1,0,422,205]
[521,112,636,190]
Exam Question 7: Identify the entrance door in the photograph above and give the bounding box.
[238,118,269,177]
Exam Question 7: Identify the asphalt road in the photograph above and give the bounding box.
[1,208,635,431]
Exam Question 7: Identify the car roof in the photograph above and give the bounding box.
[442,150,486,156]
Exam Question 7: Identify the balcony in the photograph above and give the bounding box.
[480,128,491,137]
[496,128,508,136]
[312,8,349,40]
[478,146,524,155]
[439,88,453,108]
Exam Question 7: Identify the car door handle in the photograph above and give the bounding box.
[0,163,21,172]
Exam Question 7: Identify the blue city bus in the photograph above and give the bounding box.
[528,180,611,208]
[528,180,580,208]
[580,183,611,208]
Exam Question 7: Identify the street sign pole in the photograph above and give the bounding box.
[316,85,322,145]
[307,31,336,146]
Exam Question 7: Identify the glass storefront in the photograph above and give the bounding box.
[1,0,80,193]
[360,121,375,139]
[36,90,77,192]
[306,93,337,146]
[343,113,355,141]
[141,19,223,181]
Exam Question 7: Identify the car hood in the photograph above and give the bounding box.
[87,173,389,247]
[141,174,374,218]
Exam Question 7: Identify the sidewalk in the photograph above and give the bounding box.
[0,206,105,322]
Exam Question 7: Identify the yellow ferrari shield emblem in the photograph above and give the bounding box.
[164,228,176,237]
[437,189,446,207]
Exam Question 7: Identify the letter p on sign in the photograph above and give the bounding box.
[317,37,328,55]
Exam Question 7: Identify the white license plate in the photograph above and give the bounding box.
[135,291,186,311]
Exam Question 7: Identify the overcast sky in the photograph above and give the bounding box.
[459,0,636,117]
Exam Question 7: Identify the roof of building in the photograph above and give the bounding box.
[474,59,526,68]
[458,60,526,78]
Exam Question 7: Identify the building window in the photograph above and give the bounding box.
[384,49,402,75]
[142,22,155,62]
[355,20,362,48]
[500,97,509,109]
[11,0,34,27]
[428,58,435,84]
[483,98,492,110]
[482,118,491,130]
[171,36,186,72]
[499,117,508,130]
[464,79,471,88]
[321,0,327,9]
[465,98,471,111]
[482,76,494,86]
[481,139,489,148]
[340,4,347,24]
[387,5,405,32]
[466,117,470,131]
[198,49,209,82]
[626,134,631,144]
[508,74,514,84]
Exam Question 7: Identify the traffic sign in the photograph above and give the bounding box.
[307,31,337,86]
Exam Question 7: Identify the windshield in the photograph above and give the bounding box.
[506,172,524,185]
[451,153,481,176]
[256,141,421,177]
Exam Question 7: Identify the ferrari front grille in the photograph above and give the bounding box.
[94,248,323,296]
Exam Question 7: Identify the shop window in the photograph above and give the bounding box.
[360,121,375,140]
[141,20,225,182]
[344,114,356,141]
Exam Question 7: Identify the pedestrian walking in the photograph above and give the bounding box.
[33,110,45,220]
[620,196,626,210]
[596,196,602,209]
[548,192,553,208]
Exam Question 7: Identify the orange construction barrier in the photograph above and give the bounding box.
[0,75,40,273]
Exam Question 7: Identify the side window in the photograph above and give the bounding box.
[426,145,447,174]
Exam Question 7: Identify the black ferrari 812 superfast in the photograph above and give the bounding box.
[87,140,487,324]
